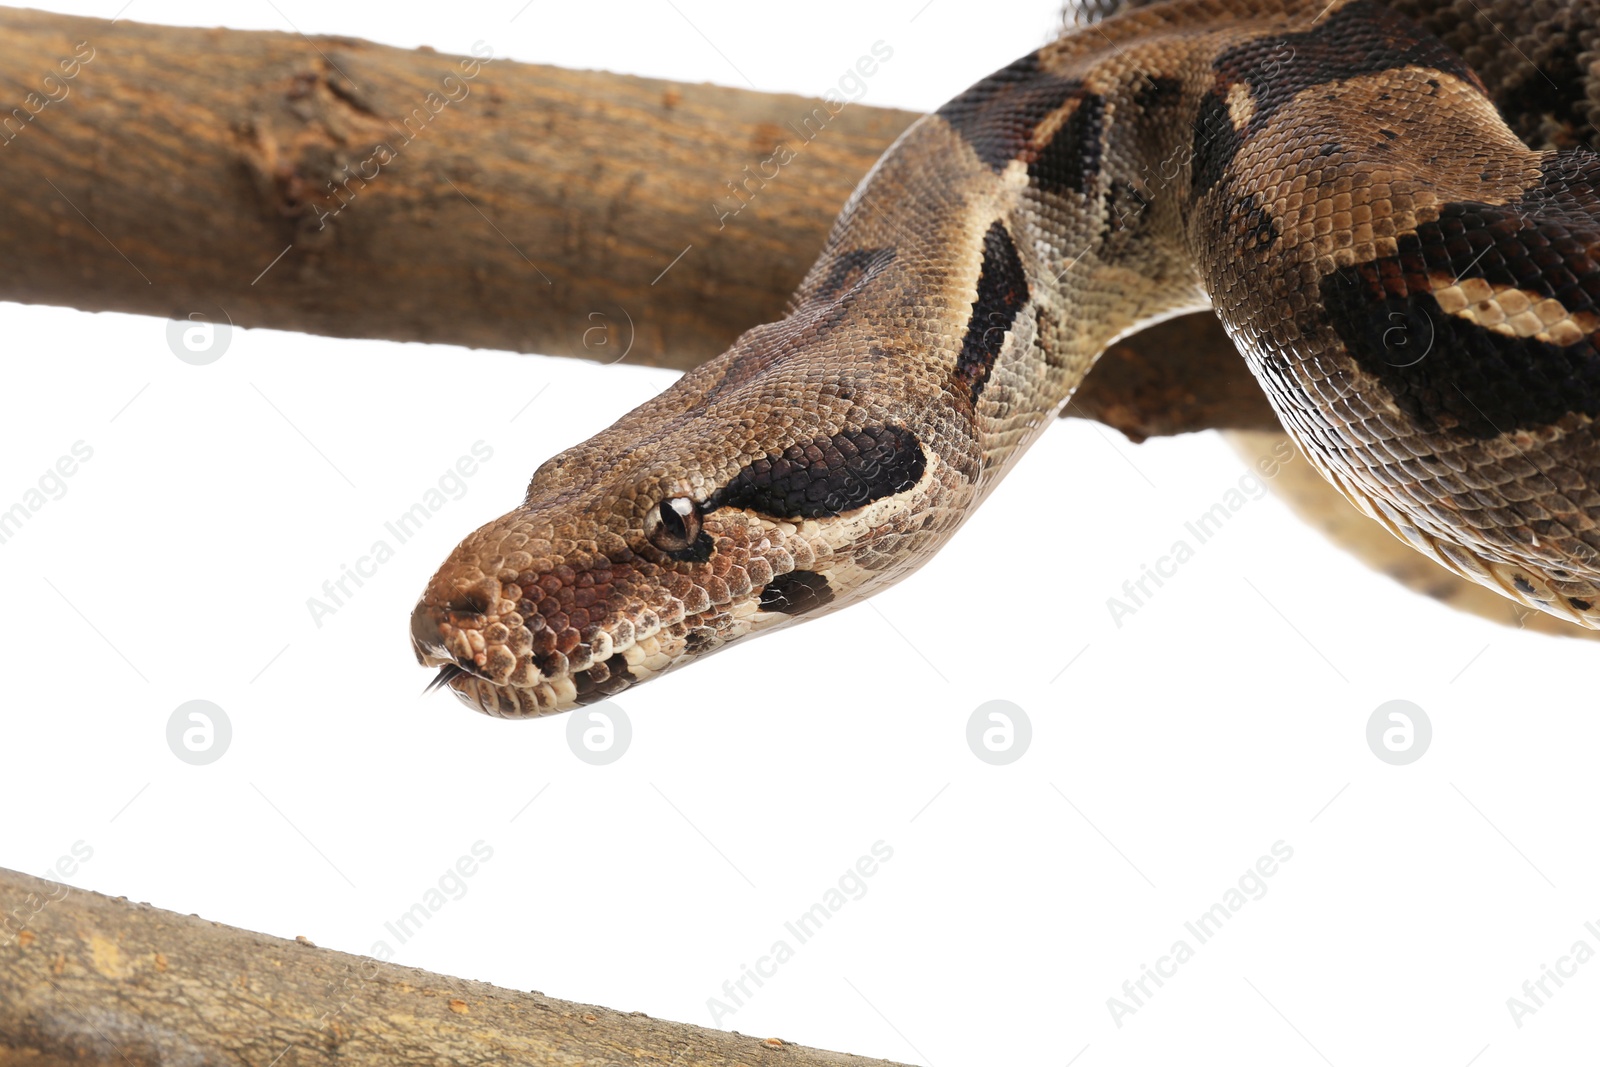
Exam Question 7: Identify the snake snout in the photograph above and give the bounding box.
[409,571,500,666]
[409,600,449,663]
[414,495,837,717]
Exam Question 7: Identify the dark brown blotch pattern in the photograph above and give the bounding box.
[954,220,1030,404]
[712,426,926,519]
[1321,194,1600,437]
[758,570,835,616]
[937,52,1084,172]
[1028,93,1106,196]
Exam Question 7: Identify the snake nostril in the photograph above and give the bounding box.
[445,591,490,616]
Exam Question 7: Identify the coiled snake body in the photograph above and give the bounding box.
[413,0,1600,717]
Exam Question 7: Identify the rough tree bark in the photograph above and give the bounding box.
[0,6,1276,439]
[0,867,912,1067]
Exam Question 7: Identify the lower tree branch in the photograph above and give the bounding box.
[0,867,911,1067]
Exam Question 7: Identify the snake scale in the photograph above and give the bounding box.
[412,0,1600,717]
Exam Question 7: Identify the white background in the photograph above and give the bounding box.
[3,2,1598,1064]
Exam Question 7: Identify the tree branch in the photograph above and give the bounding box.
[0,7,916,369]
[0,6,1278,438]
[0,866,911,1067]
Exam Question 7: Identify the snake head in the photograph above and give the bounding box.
[410,317,964,718]
[409,487,829,718]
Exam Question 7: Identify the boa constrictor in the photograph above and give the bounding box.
[413,0,1600,717]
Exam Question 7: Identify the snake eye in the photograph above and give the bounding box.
[647,497,701,553]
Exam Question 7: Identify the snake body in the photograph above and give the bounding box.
[413,0,1600,717]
